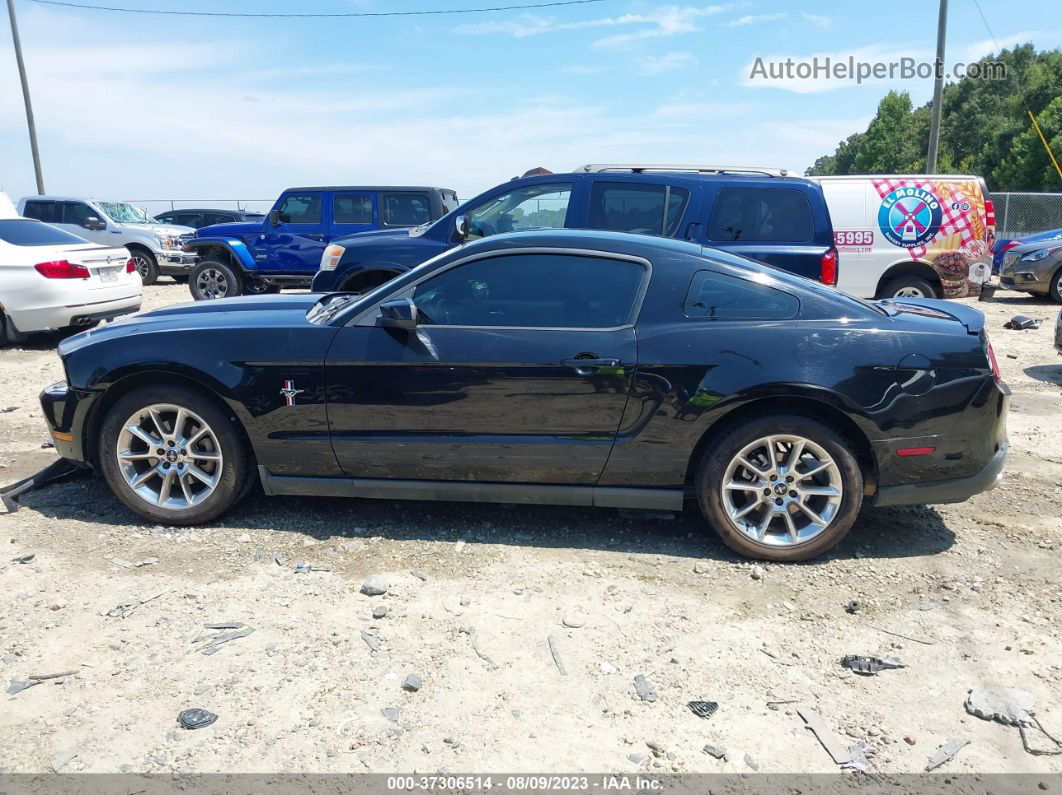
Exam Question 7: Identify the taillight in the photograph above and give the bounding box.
[34,260,90,279]
[819,248,838,286]
[126,258,136,273]
[985,199,995,227]
[986,339,1001,383]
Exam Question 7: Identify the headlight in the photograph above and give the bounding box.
[1020,247,1058,262]
[155,235,178,250]
[320,244,345,271]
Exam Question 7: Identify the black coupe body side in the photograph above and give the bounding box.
[40,230,1009,560]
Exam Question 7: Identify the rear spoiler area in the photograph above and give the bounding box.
[879,297,985,335]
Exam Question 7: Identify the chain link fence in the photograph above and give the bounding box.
[991,192,1062,238]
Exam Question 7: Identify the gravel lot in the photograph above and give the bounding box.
[1,280,1061,775]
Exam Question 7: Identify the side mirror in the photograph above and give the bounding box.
[454,214,469,240]
[379,298,419,329]
[83,216,105,231]
[269,210,281,226]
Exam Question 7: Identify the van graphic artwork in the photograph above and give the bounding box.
[871,178,992,298]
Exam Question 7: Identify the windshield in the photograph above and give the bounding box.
[98,202,152,224]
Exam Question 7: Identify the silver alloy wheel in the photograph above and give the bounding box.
[132,254,152,279]
[720,434,843,547]
[893,286,927,298]
[116,403,223,510]
[196,267,230,299]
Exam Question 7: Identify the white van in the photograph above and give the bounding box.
[811,175,994,299]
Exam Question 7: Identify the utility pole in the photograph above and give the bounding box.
[926,0,948,173]
[6,0,44,194]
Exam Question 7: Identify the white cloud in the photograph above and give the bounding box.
[960,32,1033,62]
[726,12,787,27]
[801,12,832,29]
[638,51,697,75]
[453,5,733,49]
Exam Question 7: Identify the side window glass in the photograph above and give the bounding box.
[23,201,59,223]
[588,182,690,236]
[708,188,814,243]
[333,194,373,224]
[382,194,430,226]
[277,193,322,224]
[412,253,645,329]
[63,202,96,225]
[683,270,798,320]
[465,183,571,240]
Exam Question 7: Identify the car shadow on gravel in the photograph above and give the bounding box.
[20,473,956,564]
[1024,364,1062,386]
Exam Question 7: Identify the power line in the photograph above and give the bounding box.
[27,0,608,17]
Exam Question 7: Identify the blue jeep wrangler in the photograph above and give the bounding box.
[311,165,838,294]
[185,185,458,299]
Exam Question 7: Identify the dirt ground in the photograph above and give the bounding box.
[1,280,1061,776]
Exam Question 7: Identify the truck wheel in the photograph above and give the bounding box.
[130,249,160,286]
[697,414,863,561]
[878,276,937,299]
[97,384,254,525]
[190,260,242,301]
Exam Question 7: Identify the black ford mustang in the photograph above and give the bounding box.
[39,230,1009,561]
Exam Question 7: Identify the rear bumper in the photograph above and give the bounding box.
[8,293,141,333]
[874,442,1007,507]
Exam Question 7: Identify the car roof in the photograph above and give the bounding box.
[810,174,983,181]
[158,208,259,215]
[285,186,454,193]
[454,228,706,259]
[510,171,821,189]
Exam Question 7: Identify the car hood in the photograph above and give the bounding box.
[332,228,411,247]
[193,221,261,238]
[58,294,323,356]
[119,222,195,236]
[1009,239,1062,256]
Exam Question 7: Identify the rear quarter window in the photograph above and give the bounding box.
[683,270,799,320]
[708,187,814,243]
[22,201,60,223]
[0,219,89,246]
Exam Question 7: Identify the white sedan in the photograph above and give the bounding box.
[1,218,142,345]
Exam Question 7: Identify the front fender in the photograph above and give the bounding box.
[186,236,258,272]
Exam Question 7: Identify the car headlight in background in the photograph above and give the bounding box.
[155,234,180,250]
[1020,247,1059,262]
[320,244,345,271]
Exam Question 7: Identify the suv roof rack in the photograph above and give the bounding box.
[578,163,790,177]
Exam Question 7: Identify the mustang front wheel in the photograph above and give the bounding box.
[698,415,863,561]
[98,385,253,524]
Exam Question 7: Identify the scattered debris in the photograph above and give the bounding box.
[925,737,969,771]
[750,565,765,580]
[191,623,255,655]
[294,562,329,573]
[904,736,917,745]
[29,670,77,681]
[402,674,422,692]
[600,661,617,675]
[0,458,83,513]
[410,570,428,582]
[50,748,78,772]
[845,599,861,614]
[381,707,400,722]
[459,626,498,670]
[966,687,1062,756]
[1007,353,1019,360]
[12,553,35,564]
[688,701,718,719]
[454,540,465,553]
[842,741,875,773]
[372,606,389,619]
[204,621,243,630]
[273,554,288,567]
[178,708,218,730]
[744,753,759,771]
[767,699,799,711]
[7,679,41,696]
[561,610,587,629]
[1003,315,1042,330]
[841,655,905,676]
[360,575,389,596]
[918,600,944,611]
[360,629,380,653]
[134,557,158,568]
[633,674,657,703]
[106,589,168,619]
[798,708,852,764]
[547,635,567,676]
[867,623,935,646]
[702,743,727,760]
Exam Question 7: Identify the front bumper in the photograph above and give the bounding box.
[40,380,97,464]
[874,442,1007,507]
[1000,262,1054,293]
[158,251,198,271]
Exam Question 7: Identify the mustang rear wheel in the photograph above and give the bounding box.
[98,385,253,525]
[697,415,863,561]
[190,260,242,300]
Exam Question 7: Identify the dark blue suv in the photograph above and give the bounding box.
[312,165,838,293]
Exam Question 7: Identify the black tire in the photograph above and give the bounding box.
[696,414,864,561]
[244,280,280,295]
[878,276,938,299]
[172,275,189,284]
[1049,266,1062,304]
[97,384,254,525]
[190,260,242,301]
[130,249,160,286]
[2,314,28,346]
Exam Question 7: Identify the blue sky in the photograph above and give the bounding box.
[0,0,1056,213]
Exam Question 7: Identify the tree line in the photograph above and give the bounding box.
[805,44,1062,191]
